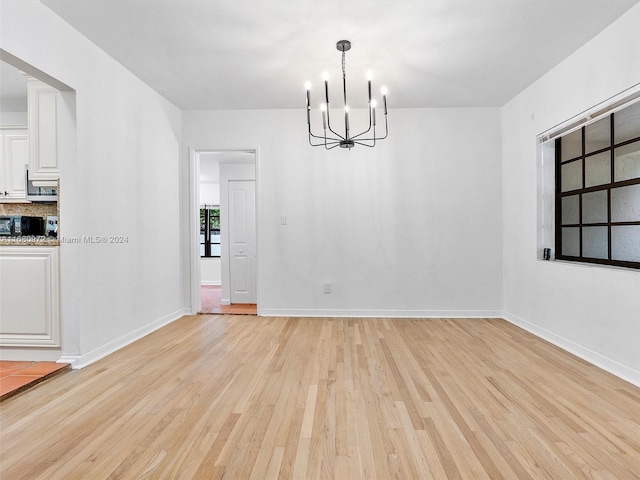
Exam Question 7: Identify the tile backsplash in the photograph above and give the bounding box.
[0,202,58,217]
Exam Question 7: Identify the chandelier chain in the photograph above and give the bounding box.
[342,50,347,105]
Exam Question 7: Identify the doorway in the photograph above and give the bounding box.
[190,149,258,315]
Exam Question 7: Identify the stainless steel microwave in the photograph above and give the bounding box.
[25,168,57,202]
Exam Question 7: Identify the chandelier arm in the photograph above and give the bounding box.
[350,124,373,140]
[351,115,389,142]
[308,120,344,143]
[309,136,342,147]
[353,124,376,148]
[324,105,345,140]
[309,129,343,142]
[308,134,329,147]
[350,114,373,141]
[308,128,344,147]
[353,140,376,148]
[308,133,343,146]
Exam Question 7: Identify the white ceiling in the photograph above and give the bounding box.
[34,0,640,110]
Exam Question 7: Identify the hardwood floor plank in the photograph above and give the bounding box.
[1,316,639,479]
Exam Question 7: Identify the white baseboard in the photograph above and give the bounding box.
[221,298,231,306]
[61,308,189,370]
[258,308,504,318]
[201,281,221,286]
[503,311,640,388]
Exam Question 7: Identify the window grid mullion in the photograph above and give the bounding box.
[555,105,640,269]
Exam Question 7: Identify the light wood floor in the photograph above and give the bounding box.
[1,316,639,479]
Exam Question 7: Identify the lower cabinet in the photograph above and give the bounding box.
[0,246,60,347]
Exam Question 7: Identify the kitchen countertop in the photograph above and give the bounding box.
[0,236,59,246]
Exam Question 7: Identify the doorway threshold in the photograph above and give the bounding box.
[200,285,256,315]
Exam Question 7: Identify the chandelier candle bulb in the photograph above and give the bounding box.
[345,105,350,132]
[305,39,388,149]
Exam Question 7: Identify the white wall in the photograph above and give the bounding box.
[502,3,640,385]
[200,181,219,205]
[201,257,221,285]
[0,112,27,125]
[2,1,184,367]
[182,108,503,317]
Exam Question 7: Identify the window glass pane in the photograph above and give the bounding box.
[210,208,220,230]
[611,226,640,262]
[582,226,608,259]
[211,244,221,256]
[561,129,582,161]
[611,184,640,222]
[561,195,579,225]
[585,151,611,187]
[562,227,580,256]
[585,116,610,154]
[614,100,640,144]
[200,244,205,256]
[211,233,221,243]
[561,160,582,192]
[614,140,640,182]
[582,190,608,224]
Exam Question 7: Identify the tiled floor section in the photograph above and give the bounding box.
[0,361,70,401]
[201,285,257,315]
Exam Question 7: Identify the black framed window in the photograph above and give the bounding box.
[555,100,640,269]
[200,206,220,257]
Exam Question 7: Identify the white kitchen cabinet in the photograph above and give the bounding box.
[0,127,29,202]
[28,80,60,182]
[0,246,60,347]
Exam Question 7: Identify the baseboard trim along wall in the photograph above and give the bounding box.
[503,312,640,388]
[58,308,190,369]
[259,309,504,319]
[54,307,638,388]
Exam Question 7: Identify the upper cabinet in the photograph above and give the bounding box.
[0,127,29,202]
[28,80,60,183]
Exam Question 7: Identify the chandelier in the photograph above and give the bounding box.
[305,40,388,149]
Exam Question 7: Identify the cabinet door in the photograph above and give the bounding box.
[1,130,29,201]
[28,80,60,181]
[0,247,60,347]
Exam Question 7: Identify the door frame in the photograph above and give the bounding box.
[188,147,260,315]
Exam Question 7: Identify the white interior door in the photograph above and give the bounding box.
[229,180,256,303]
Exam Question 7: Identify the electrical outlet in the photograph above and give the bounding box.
[281,215,287,225]
[323,283,332,294]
